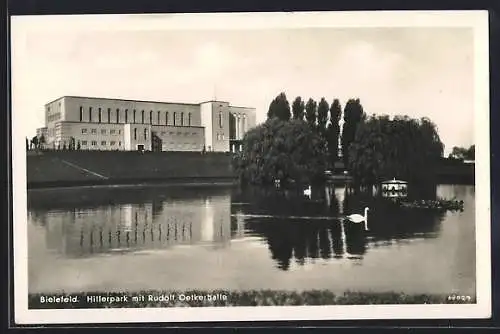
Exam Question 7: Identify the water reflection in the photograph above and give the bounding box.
[30,194,231,258]
[238,206,444,271]
[29,184,447,270]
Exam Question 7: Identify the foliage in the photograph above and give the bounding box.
[291,96,305,120]
[467,145,475,160]
[39,135,46,148]
[449,145,475,160]
[232,118,327,187]
[316,97,329,136]
[267,92,291,121]
[69,137,76,150]
[326,99,342,167]
[31,136,39,150]
[151,132,162,152]
[348,115,444,187]
[77,140,81,150]
[341,98,365,166]
[305,98,317,129]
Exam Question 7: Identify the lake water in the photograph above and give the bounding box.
[27,184,475,297]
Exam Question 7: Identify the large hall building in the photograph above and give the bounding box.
[36,96,256,152]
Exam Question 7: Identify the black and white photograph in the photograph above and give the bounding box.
[11,11,490,324]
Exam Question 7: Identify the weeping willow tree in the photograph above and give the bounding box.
[348,115,444,193]
[232,118,327,188]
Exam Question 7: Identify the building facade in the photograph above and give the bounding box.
[37,96,256,152]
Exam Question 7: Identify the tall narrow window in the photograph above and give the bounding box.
[125,109,128,123]
[107,108,111,123]
[157,111,160,124]
[79,107,83,121]
[173,112,177,126]
[116,109,120,123]
[165,111,169,125]
[188,113,192,126]
[181,112,184,126]
[150,111,153,124]
[141,110,145,124]
[89,107,93,122]
[98,108,102,123]
[219,112,223,128]
[133,110,136,123]
[144,128,148,140]
[134,128,137,140]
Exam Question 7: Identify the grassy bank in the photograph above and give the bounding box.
[28,290,475,309]
[27,151,234,188]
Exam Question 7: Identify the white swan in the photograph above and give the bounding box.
[303,185,312,198]
[346,207,369,230]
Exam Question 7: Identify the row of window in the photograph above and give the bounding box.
[133,129,202,141]
[216,133,226,141]
[76,141,198,149]
[79,127,200,138]
[81,140,122,146]
[81,128,122,135]
[79,107,195,126]
[157,131,198,137]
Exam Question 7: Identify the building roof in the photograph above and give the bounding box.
[198,100,229,104]
[45,96,199,107]
[228,105,256,110]
[45,96,255,110]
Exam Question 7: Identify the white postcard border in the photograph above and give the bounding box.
[11,10,491,324]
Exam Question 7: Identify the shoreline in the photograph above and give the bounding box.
[28,290,475,308]
[27,177,238,191]
[27,178,474,191]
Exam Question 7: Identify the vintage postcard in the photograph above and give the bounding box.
[11,10,490,324]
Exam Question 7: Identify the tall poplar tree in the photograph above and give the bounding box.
[291,96,305,120]
[317,97,329,137]
[326,99,342,167]
[305,98,317,129]
[267,92,291,121]
[341,98,365,166]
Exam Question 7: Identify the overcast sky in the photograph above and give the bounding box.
[11,13,477,155]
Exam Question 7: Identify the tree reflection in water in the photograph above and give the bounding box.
[239,184,446,271]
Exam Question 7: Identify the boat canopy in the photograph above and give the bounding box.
[381,178,408,184]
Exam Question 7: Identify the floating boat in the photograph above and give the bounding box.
[381,178,408,199]
[395,198,464,211]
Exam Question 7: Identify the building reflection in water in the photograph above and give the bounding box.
[34,195,232,258]
[30,184,446,269]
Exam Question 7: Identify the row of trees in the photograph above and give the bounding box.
[26,135,81,151]
[266,92,364,167]
[27,135,45,150]
[234,92,446,190]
